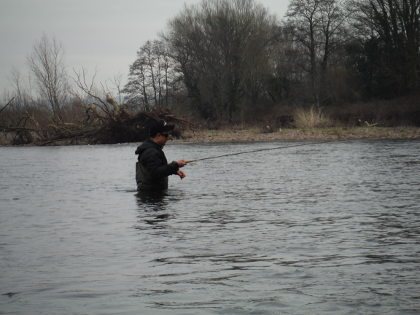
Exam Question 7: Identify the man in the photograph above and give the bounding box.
[135,120,186,191]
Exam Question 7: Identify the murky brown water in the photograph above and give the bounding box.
[1,139,419,314]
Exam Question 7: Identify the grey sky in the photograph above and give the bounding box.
[0,0,289,96]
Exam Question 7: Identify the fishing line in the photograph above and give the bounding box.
[185,140,331,164]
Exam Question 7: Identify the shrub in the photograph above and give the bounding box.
[294,106,332,128]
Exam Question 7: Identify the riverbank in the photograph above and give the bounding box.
[174,127,420,143]
[1,126,419,146]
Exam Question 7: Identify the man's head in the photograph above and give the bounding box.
[149,120,174,146]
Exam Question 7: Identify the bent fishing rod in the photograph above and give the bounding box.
[184,140,331,164]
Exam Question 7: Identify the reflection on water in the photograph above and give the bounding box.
[135,191,171,227]
[0,139,419,314]
[136,190,169,210]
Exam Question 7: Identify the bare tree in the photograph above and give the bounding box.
[349,0,420,95]
[110,74,125,106]
[73,68,116,119]
[265,25,306,103]
[27,34,69,122]
[286,0,349,103]
[287,0,321,102]
[9,68,34,109]
[167,0,278,122]
[124,40,180,110]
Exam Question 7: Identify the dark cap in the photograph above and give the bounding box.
[149,119,174,137]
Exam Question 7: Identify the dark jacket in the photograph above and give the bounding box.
[135,139,179,191]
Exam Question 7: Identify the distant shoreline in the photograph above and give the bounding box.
[1,127,419,146]
[173,127,420,144]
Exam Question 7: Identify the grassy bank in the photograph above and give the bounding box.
[175,127,420,143]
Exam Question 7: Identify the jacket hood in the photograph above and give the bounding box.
[135,139,162,155]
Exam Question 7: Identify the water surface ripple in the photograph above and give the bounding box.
[0,139,419,314]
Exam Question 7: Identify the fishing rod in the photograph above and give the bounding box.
[185,140,331,164]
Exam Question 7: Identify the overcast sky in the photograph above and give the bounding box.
[0,0,290,97]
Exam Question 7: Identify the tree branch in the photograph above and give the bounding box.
[0,97,15,115]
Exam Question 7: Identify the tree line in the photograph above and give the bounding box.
[124,0,419,123]
[2,0,420,131]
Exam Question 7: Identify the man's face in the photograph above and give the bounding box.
[155,132,169,146]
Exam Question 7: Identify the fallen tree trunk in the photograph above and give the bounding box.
[1,107,191,146]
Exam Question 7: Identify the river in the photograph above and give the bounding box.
[0,139,419,314]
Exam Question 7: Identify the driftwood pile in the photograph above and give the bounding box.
[0,97,190,145]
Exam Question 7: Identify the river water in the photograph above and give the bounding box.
[0,139,419,314]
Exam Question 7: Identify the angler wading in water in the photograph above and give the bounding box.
[135,120,331,192]
[135,120,187,191]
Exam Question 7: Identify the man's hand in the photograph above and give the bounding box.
[177,170,186,179]
[176,160,187,167]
